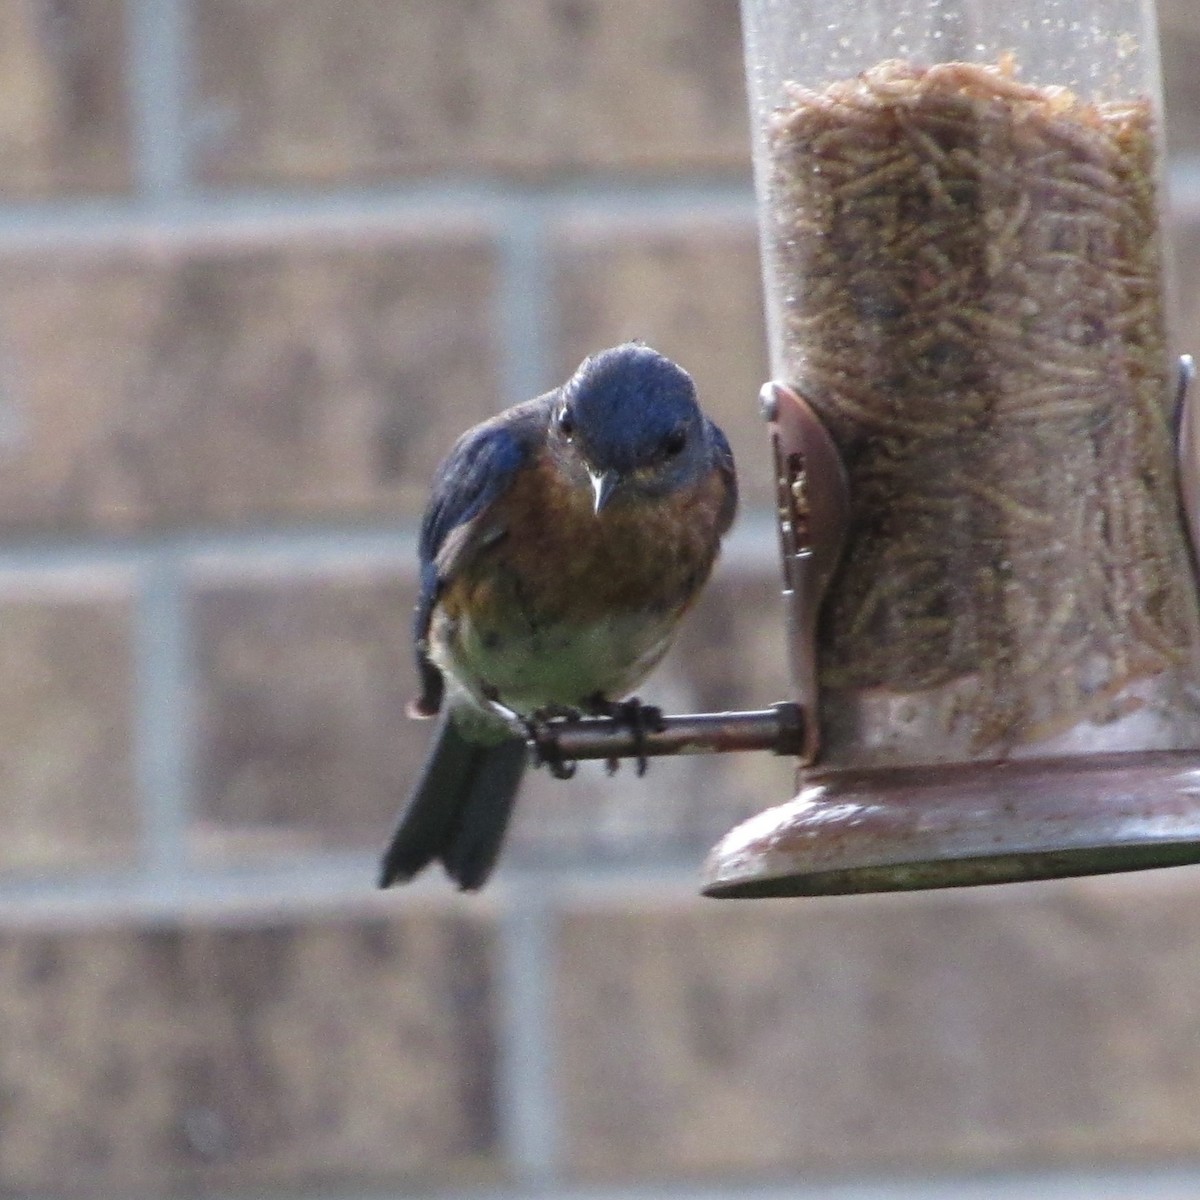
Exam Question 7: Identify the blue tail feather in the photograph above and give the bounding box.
[379,709,527,891]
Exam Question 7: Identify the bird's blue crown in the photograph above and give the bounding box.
[562,343,701,473]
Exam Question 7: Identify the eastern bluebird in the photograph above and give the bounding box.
[378,343,738,891]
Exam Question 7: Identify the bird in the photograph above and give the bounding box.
[377,342,738,891]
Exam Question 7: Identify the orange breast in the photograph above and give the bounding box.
[463,451,729,629]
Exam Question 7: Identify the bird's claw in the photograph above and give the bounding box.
[595,696,664,777]
[523,716,578,780]
[524,698,664,779]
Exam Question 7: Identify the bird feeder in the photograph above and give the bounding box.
[703,0,1200,895]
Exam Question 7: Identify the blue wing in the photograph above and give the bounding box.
[420,424,528,568]
[411,400,547,713]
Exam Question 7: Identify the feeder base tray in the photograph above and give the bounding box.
[703,750,1200,898]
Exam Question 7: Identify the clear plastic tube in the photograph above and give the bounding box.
[741,0,1200,767]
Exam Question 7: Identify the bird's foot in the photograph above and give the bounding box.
[588,695,665,777]
[522,714,578,780]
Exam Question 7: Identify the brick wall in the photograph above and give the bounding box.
[4,2,1200,1197]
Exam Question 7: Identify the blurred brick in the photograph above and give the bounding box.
[667,561,796,818]
[0,0,131,198]
[0,224,500,532]
[193,0,749,186]
[670,563,789,714]
[556,876,1200,1180]
[191,553,782,871]
[509,563,793,867]
[511,721,733,871]
[551,213,773,512]
[0,568,137,872]
[1159,0,1199,33]
[1161,0,1200,158]
[1170,218,1200,359]
[190,558,425,857]
[0,905,499,1194]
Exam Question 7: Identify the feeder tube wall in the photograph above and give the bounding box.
[741,0,1200,767]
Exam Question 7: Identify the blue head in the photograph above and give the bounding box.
[550,343,712,512]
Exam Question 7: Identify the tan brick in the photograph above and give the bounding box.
[0,568,138,872]
[190,559,426,857]
[557,875,1200,1180]
[1161,0,1200,158]
[551,214,774,513]
[1170,218,1200,361]
[0,905,500,1194]
[1159,0,1200,33]
[512,737,746,871]
[194,0,749,185]
[0,0,131,197]
[667,562,797,818]
[0,224,501,532]
[670,563,791,714]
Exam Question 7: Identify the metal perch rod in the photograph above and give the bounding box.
[529,702,805,762]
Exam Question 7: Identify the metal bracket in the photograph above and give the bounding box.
[761,381,851,764]
[1176,353,1200,572]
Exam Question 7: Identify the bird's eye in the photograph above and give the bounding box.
[661,428,687,458]
[555,405,576,439]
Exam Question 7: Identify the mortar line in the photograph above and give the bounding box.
[127,0,192,199]
[133,549,191,884]
[497,201,556,406]
[0,511,778,574]
[0,181,757,244]
[181,1163,1200,1200]
[495,885,562,1186]
[0,857,726,927]
[1169,156,1200,217]
[0,524,420,571]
